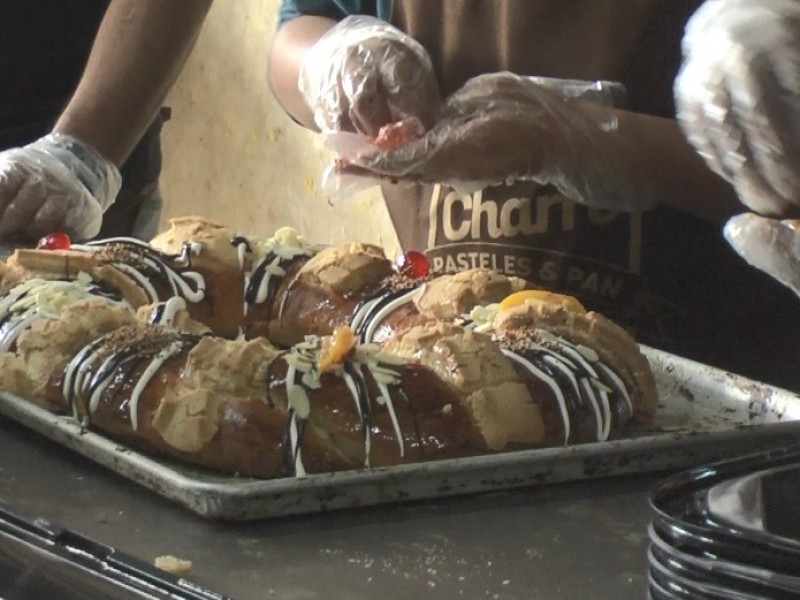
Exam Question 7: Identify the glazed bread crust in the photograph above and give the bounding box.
[0,217,657,478]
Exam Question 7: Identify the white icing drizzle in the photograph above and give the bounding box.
[230,235,254,312]
[542,354,584,406]
[560,344,601,378]
[289,414,306,477]
[242,227,325,318]
[546,334,627,438]
[284,357,310,477]
[501,348,571,444]
[64,333,192,431]
[235,241,247,270]
[349,297,381,335]
[88,353,125,414]
[341,369,372,467]
[0,276,117,350]
[63,338,108,419]
[350,287,418,343]
[577,344,600,362]
[171,271,206,303]
[0,312,38,351]
[113,263,160,302]
[180,242,204,264]
[73,238,207,304]
[501,329,636,443]
[341,371,361,418]
[242,272,251,316]
[285,364,312,419]
[254,256,287,304]
[542,353,609,442]
[139,254,206,303]
[148,297,187,327]
[79,237,201,266]
[598,384,612,441]
[579,377,606,441]
[377,381,404,457]
[280,335,406,470]
[595,362,634,419]
[128,341,184,431]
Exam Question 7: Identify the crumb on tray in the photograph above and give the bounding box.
[154,554,193,576]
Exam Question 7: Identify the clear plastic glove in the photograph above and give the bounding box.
[724,213,800,297]
[676,0,800,217]
[0,133,121,242]
[337,72,652,212]
[299,15,440,137]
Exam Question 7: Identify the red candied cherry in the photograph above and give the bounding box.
[37,231,71,251]
[396,250,429,279]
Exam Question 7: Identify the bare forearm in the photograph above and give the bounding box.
[268,15,337,130]
[617,110,740,225]
[54,0,212,165]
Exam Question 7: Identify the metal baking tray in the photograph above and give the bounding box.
[1,346,800,521]
[0,499,230,599]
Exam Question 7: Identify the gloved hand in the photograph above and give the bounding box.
[0,133,121,241]
[299,15,440,137]
[724,213,800,298]
[675,0,800,217]
[342,72,652,212]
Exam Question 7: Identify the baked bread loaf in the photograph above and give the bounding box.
[3,218,530,346]
[0,216,657,478]
[0,275,137,412]
[55,312,652,478]
[4,219,249,339]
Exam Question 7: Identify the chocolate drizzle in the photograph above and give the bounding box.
[244,252,285,306]
[344,361,374,463]
[349,276,424,343]
[233,233,318,324]
[230,236,252,254]
[282,408,308,477]
[63,327,201,430]
[501,333,633,445]
[269,337,407,476]
[78,238,206,304]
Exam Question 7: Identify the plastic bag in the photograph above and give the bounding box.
[321,75,634,208]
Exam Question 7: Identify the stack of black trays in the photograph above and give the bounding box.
[648,445,800,599]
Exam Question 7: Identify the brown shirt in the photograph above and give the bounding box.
[380,0,800,388]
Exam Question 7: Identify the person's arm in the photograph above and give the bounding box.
[270,14,740,226]
[0,0,212,241]
[269,16,338,131]
[616,109,742,224]
[54,0,213,166]
[670,0,800,299]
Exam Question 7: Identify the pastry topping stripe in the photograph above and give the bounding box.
[502,349,571,444]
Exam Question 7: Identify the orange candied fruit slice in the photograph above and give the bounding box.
[318,326,357,372]
[498,290,586,314]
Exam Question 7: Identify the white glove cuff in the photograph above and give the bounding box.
[25,134,122,211]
